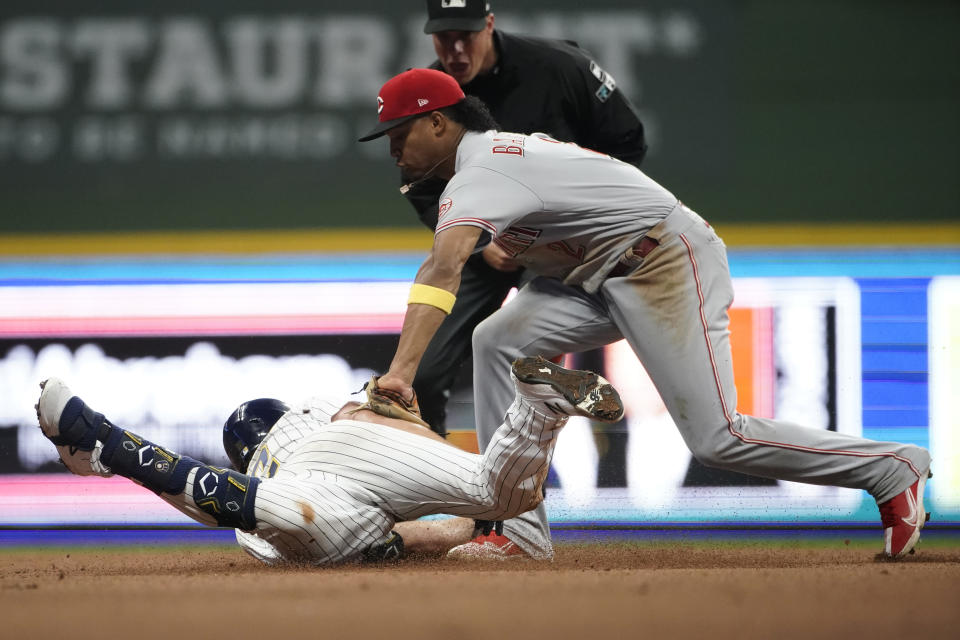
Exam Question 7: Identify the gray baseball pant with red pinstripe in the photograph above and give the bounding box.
[472,205,930,559]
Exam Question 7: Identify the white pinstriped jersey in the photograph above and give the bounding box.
[436,130,680,293]
[227,394,567,565]
[234,397,346,564]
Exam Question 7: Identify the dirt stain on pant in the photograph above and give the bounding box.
[299,501,315,524]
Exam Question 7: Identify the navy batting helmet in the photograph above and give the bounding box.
[223,398,290,472]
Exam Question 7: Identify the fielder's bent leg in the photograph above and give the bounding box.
[601,205,932,558]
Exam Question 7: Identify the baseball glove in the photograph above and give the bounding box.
[361,531,405,563]
[348,375,431,429]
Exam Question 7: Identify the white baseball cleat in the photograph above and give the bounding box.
[35,377,75,439]
[878,470,931,559]
[511,356,624,423]
[35,378,113,477]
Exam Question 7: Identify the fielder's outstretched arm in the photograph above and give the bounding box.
[380,224,482,400]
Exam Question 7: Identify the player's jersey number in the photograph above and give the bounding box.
[250,446,280,479]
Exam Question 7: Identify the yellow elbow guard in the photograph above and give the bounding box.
[407,283,456,314]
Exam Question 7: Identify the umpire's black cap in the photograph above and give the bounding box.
[424,0,492,34]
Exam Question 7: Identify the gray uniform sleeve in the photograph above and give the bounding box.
[435,167,544,238]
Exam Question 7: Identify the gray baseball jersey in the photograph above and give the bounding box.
[437,131,931,559]
[163,392,567,565]
[436,130,677,293]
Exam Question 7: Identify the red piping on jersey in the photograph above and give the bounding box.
[678,233,923,479]
[436,218,498,236]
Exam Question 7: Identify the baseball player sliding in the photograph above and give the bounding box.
[359,68,932,561]
[34,357,623,565]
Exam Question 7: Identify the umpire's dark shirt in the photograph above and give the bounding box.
[404,30,648,229]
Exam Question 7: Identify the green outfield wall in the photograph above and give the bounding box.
[1,0,957,233]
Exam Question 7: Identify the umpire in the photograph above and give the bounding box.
[408,0,648,436]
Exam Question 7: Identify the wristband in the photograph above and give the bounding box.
[407,283,456,314]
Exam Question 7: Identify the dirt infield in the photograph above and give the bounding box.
[2,540,959,640]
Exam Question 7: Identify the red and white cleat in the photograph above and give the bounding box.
[878,471,931,559]
[447,531,529,561]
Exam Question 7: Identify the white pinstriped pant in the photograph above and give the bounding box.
[472,205,931,558]
[232,396,566,565]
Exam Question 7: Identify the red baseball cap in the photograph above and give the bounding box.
[358,68,466,142]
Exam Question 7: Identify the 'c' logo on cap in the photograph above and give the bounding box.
[377,96,384,114]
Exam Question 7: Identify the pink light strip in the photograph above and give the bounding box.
[0,474,192,524]
[0,314,405,337]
